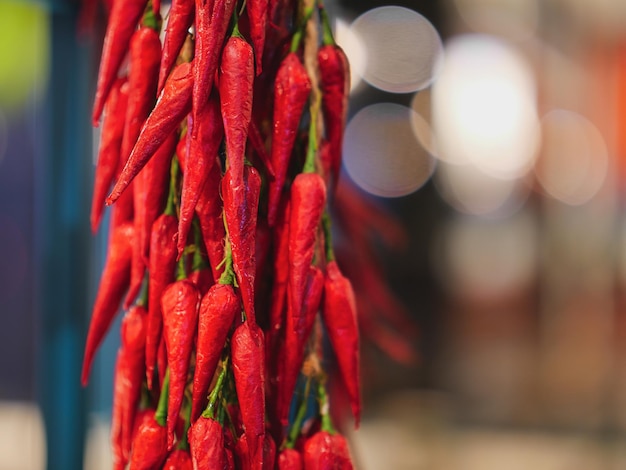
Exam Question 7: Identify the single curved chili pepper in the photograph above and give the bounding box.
[317,43,349,191]
[158,0,195,93]
[81,222,134,385]
[107,61,194,204]
[191,283,239,422]
[219,34,254,189]
[92,0,148,125]
[163,448,193,469]
[91,78,128,233]
[322,260,361,427]
[128,412,169,470]
[123,25,162,307]
[192,0,237,132]
[188,416,226,470]
[232,320,266,470]
[279,266,324,428]
[119,306,149,460]
[287,172,326,321]
[246,0,268,75]
[146,213,179,388]
[267,52,312,226]
[279,448,303,470]
[195,157,226,281]
[178,91,222,259]
[161,279,200,449]
[222,165,262,324]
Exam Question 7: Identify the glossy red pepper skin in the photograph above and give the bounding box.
[303,431,353,470]
[246,0,268,75]
[278,449,303,470]
[177,91,223,259]
[108,62,194,204]
[161,279,200,449]
[195,160,226,281]
[162,448,193,469]
[287,173,326,322]
[82,222,134,385]
[232,321,266,470]
[91,78,128,233]
[188,416,226,470]
[192,0,237,129]
[191,284,239,422]
[92,0,148,125]
[322,261,361,426]
[267,53,312,226]
[116,306,149,462]
[146,213,179,388]
[128,413,169,470]
[317,44,349,190]
[219,36,254,189]
[159,0,195,93]
[222,166,262,324]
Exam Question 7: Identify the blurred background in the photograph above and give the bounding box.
[3,0,626,468]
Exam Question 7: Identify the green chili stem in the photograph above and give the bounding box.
[218,237,236,285]
[286,378,312,448]
[176,253,187,281]
[164,157,180,217]
[202,358,229,420]
[142,2,162,31]
[290,6,315,53]
[318,381,335,434]
[230,2,243,38]
[137,274,150,307]
[318,2,335,46]
[303,93,322,174]
[155,368,170,427]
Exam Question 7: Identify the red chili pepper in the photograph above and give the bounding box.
[246,0,268,75]
[107,61,194,204]
[163,448,193,469]
[146,213,179,388]
[195,157,226,281]
[287,173,326,322]
[267,52,312,226]
[128,413,169,470]
[278,449,303,470]
[177,91,223,259]
[232,320,266,470]
[81,222,134,385]
[303,431,353,470]
[123,25,162,307]
[188,416,226,470]
[222,165,262,324]
[159,0,195,93]
[233,433,250,469]
[191,283,239,422]
[117,306,149,461]
[317,44,349,191]
[219,35,254,189]
[279,266,324,427]
[322,260,361,427]
[263,433,277,469]
[91,78,128,233]
[111,349,129,469]
[137,131,177,266]
[161,279,200,449]
[192,0,237,130]
[248,120,275,178]
[92,0,148,126]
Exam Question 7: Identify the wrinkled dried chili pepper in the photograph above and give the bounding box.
[158,0,195,93]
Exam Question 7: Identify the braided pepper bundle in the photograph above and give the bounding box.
[80,0,418,467]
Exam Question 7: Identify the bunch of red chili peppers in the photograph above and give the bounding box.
[80,0,377,467]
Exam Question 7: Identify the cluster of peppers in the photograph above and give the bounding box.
[79,0,382,468]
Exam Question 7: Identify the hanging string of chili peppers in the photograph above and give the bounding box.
[82,0,418,467]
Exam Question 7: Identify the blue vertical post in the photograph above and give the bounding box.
[35,2,92,469]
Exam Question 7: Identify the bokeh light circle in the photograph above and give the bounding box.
[343,103,436,198]
[350,6,443,93]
